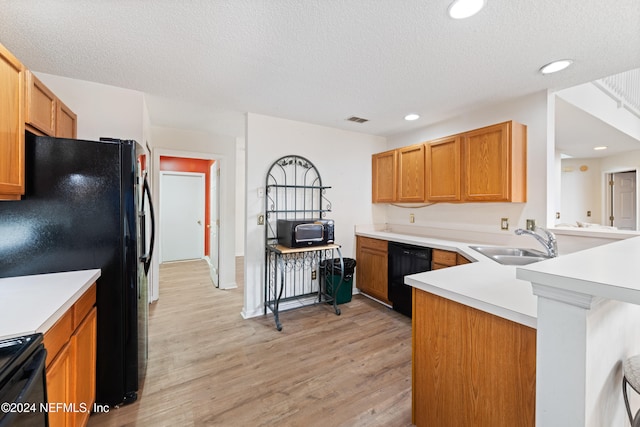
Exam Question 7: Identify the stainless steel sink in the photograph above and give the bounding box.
[469,245,551,266]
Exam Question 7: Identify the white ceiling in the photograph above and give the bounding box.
[0,1,639,139]
[555,97,640,159]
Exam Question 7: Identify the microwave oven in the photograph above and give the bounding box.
[277,218,334,248]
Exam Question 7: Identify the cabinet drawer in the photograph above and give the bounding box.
[432,249,457,266]
[358,236,388,253]
[44,308,73,367]
[73,283,97,329]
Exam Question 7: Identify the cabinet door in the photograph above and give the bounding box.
[56,99,77,139]
[25,71,57,136]
[372,150,397,203]
[356,237,389,303]
[426,136,461,202]
[462,122,510,201]
[462,122,511,201]
[0,43,25,200]
[397,144,425,202]
[47,343,73,427]
[72,307,97,427]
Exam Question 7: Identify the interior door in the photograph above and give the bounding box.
[160,172,205,262]
[612,171,637,230]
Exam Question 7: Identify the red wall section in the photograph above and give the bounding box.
[160,156,215,257]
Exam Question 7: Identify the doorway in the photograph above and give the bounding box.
[607,171,637,230]
[160,172,205,262]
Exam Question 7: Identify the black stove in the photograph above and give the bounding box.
[0,334,48,427]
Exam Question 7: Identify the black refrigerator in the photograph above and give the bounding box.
[0,132,155,406]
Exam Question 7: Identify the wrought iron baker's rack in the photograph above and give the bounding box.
[263,155,343,330]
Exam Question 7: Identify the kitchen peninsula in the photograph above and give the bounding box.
[355,228,538,426]
[357,226,640,426]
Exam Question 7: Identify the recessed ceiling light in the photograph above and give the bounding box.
[448,0,486,19]
[539,59,573,75]
[593,146,608,151]
[404,113,420,121]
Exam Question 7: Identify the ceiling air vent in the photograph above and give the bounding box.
[346,116,369,123]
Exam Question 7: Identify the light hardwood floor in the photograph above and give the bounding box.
[88,258,413,426]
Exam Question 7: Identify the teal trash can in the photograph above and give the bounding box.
[320,258,356,304]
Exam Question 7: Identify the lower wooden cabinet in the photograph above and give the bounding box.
[355,236,390,304]
[432,248,470,270]
[46,342,73,427]
[412,289,536,426]
[44,284,97,427]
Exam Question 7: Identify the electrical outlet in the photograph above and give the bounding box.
[587,210,591,217]
[526,219,536,231]
[311,270,317,280]
[409,213,415,224]
[556,212,561,219]
[501,217,509,230]
[258,214,264,225]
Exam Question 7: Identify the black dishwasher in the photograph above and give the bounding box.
[388,242,432,317]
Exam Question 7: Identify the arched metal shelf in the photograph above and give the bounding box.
[263,155,343,331]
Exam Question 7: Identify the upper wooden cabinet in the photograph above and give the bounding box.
[462,121,527,202]
[0,43,78,200]
[425,135,461,202]
[56,99,77,139]
[372,120,527,204]
[26,70,77,138]
[0,42,26,201]
[397,143,425,202]
[0,45,25,200]
[25,71,57,136]
[372,149,397,203]
[372,144,426,203]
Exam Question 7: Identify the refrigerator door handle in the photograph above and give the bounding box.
[140,173,155,275]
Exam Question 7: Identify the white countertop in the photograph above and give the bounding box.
[516,235,640,304]
[356,230,538,328]
[0,269,101,340]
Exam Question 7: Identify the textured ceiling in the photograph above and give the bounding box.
[0,0,639,138]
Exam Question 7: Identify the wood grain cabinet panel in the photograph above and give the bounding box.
[44,283,97,427]
[56,99,77,139]
[46,342,73,427]
[25,70,57,136]
[397,144,426,202]
[26,70,78,138]
[0,42,25,200]
[356,236,390,304]
[72,307,97,427]
[412,289,536,426]
[372,150,397,203]
[426,135,461,202]
[462,121,527,202]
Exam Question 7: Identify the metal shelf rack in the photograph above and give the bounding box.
[264,155,343,331]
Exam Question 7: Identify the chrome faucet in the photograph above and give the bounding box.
[514,226,558,257]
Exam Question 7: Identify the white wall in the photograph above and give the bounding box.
[243,113,387,318]
[236,137,246,256]
[35,72,146,143]
[382,91,549,247]
[560,158,603,225]
[151,126,237,294]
